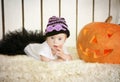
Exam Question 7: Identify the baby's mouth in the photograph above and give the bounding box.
[53,45,58,48]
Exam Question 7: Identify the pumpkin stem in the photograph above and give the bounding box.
[105,16,112,23]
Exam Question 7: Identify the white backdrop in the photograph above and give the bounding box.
[0,0,120,47]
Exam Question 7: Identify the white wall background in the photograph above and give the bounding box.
[0,0,120,47]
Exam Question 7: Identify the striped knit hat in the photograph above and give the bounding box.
[45,16,70,38]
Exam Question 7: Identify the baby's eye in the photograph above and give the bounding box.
[51,37,54,39]
[58,38,62,40]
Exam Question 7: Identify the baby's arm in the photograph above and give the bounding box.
[40,55,51,62]
[40,55,67,62]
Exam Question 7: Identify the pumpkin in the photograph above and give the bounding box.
[77,22,120,64]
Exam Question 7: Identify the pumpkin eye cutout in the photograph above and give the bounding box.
[107,31,113,38]
[89,35,97,44]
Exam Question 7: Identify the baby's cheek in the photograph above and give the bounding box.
[59,45,63,49]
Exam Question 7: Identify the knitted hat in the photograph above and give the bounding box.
[45,16,70,38]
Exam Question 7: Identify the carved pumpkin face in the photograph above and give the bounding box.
[77,22,120,64]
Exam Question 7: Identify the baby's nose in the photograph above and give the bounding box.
[54,39,59,44]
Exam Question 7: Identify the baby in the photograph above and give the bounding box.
[24,16,72,62]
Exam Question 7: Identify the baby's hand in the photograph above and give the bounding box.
[55,47,65,59]
[55,47,72,61]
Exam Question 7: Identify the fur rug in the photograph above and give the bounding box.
[0,47,120,82]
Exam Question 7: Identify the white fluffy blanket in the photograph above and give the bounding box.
[0,47,120,82]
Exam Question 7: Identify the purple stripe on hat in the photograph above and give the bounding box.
[45,24,66,34]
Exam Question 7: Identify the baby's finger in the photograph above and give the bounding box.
[57,48,63,52]
[56,52,62,56]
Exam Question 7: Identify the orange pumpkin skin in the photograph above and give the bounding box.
[77,22,120,64]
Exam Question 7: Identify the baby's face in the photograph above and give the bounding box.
[46,33,67,50]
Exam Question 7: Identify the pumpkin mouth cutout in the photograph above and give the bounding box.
[104,49,113,56]
[79,44,113,58]
[83,48,113,58]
